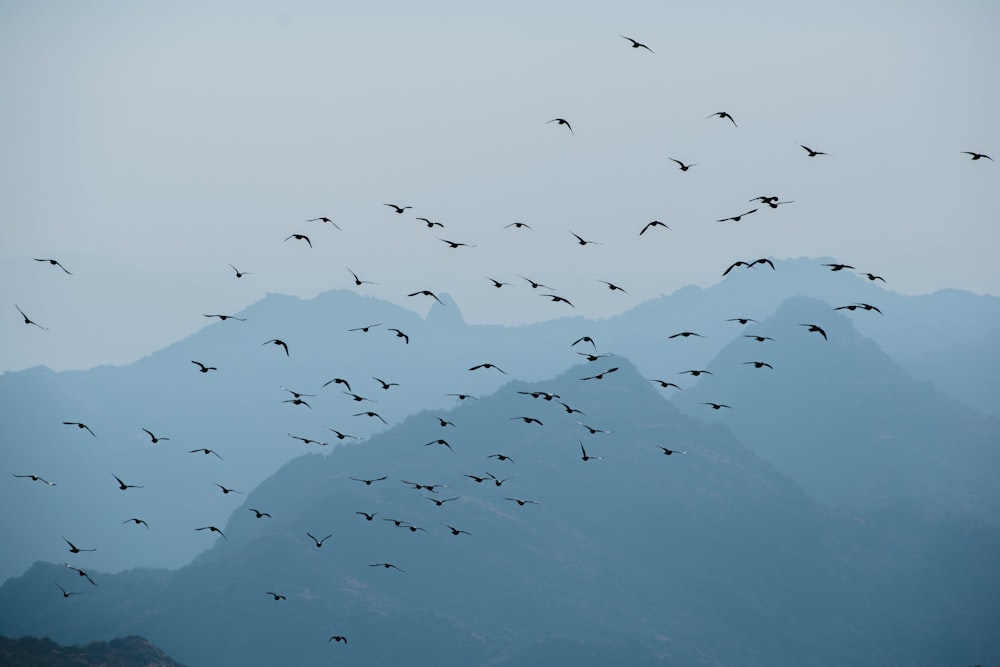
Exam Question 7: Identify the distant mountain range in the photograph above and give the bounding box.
[1,360,997,666]
[0,634,185,667]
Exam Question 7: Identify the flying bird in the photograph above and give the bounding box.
[598,280,628,293]
[669,158,696,171]
[620,35,654,52]
[800,145,829,157]
[541,293,574,307]
[743,361,774,369]
[283,234,312,248]
[342,391,376,403]
[33,258,72,274]
[680,369,712,377]
[348,324,382,333]
[580,441,603,461]
[571,336,596,349]
[203,314,246,321]
[265,592,287,601]
[570,231,601,246]
[263,339,289,356]
[307,216,341,229]
[639,220,670,235]
[328,428,362,440]
[658,446,687,456]
[13,473,56,485]
[648,379,681,389]
[823,263,854,271]
[195,526,227,540]
[228,264,250,278]
[372,377,399,390]
[444,524,471,536]
[350,476,388,486]
[486,277,511,288]
[347,268,377,286]
[64,564,96,586]
[141,428,169,444]
[960,151,993,161]
[248,508,271,518]
[580,367,618,380]
[519,275,552,290]
[123,517,149,529]
[387,328,410,344]
[356,511,377,521]
[427,496,460,507]
[717,209,758,223]
[546,118,574,134]
[354,411,388,424]
[15,304,47,329]
[416,217,444,228]
[504,222,533,230]
[511,416,543,425]
[384,204,411,214]
[214,483,242,495]
[282,387,316,399]
[424,438,455,453]
[112,474,142,491]
[469,363,507,374]
[282,398,312,408]
[55,582,83,598]
[307,532,331,548]
[799,323,828,340]
[727,317,758,325]
[488,453,515,464]
[446,393,477,401]
[407,290,444,305]
[369,563,405,572]
[63,421,95,437]
[707,111,738,127]
[329,635,348,644]
[63,538,96,553]
[505,497,538,506]
[669,331,704,339]
[434,417,456,427]
[744,335,775,342]
[860,272,886,282]
[577,352,612,362]
[439,238,475,249]
[324,377,352,390]
[289,434,328,446]
[557,401,584,415]
[189,448,223,459]
[704,402,732,410]
[191,360,217,373]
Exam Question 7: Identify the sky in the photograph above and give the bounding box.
[2,1,998,373]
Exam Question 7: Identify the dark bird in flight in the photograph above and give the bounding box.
[704,402,732,410]
[307,216,340,229]
[34,258,72,274]
[189,448,223,459]
[266,592,287,600]
[324,377,352,390]
[511,416,543,426]
[505,497,538,506]
[373,377,399,390]
[383,518,410,527]
[343,391,376,403]
[64,564,97,586]
[424,438,455,453]
[63,421,96,437]
[249,508,271,519]
[369,562,405,572]
[518,390,560,400]
[465,473,489,484]
[195,526,227,540]
[447,393,478,401]
[557,401,584,415]
[350,476,388,486]
[348,323,382,333]
[717,209,758,223]
[470,363,507,374]
[648,379,681,389]
[282,398,311,408]
[191,360,217,373]
[799,323,828,340]
[505,222,533,230]
[13,473,56,485]
[707,111,737,127]
[387,327,409,343]
[823,263,854,271]
[307,532,331,548]
[228,264,250,278]
[385,204,412,214]
[598,280,628,293]
[750,195,779,205]
[263,338,289,356]
[658,446,687,456]
[669,331,704,339]
[356,511,377,521]
[283,234,312,248]
[577,352,612,362]
[347,268,377,286]
[570,231,601,246]
[289,434,328,446]
[486,472,511,487]
[328,428,362,440]
[402,480,447,493]
[426,496,460,507]
[15,304,47,329]
[488,453,515,464]
[486,277,511,288]
[800,145,829,157]
[408,290,444,305]
[282,387,316,399]
[722,258,773,276]
[416,217,444,228]
[728,317,758,325]
[435,417,456,427]
[55,582,83,598]
[123,517,149,529]
[444,524,471,536]
[744,335,775,342]
[680,369,712,377]
[329,635,348,644]
[580,441,603,461]
[639,220,670,235]
[546,118,574,134]
[398,523,428,534]
[860,272,886,282]
[620,35,653,52]
[571,336,596,349]
[580,367,618,380]
[113,474,142,491]
[541,293,574,307]
[141,428,169,444]
[354,411,388,424]
[519,275,552,290]
[63,538,96,553]
[669,158,696,171]
[214,483,242,495]
[439,238,475,249]
[960,151,993,161]
[855,302,883,313]
[744,361,774,369]
[765,199,795,209]
[203,313,245,321]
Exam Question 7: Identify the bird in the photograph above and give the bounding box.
[63,421,96,437]
[570,231,601,246]
[282,387,316,399]
[823,263,854,271]
[329,428,363,440]
[580,441,603,461]
[577,352,612,362]
[518,390,560,400]
[799,323,828,340]
[669,158,696,171]
[750,195,779,205]
[557,401,584,415]
[398,523,428,534]
[423,438,455,453]
[402,480,446,493]
[350,476,388,486]
[577,422,612,435]
[486,277,511,288]
[203,314,246,321]
[444,524,471,536]
[356,511,377,521]
[416,217,444,228]
[188,448,224,459]
[372,377,399,390]
[488,453,515,464]
[728,317,758,325]
[141,428,169,444]
[33,258,72,274]
[342,391,376,403]
[289,434,328,446]
[648,379,681,389]
[446,393,478,401]
[598,280,628,293]
[541,293,574,307]
[195,526,227,540]
[744,335,775,342]
[307,532,331,548]
[228,264,250,278]
[800,145,829,157]
[354,411,388,424]
[384,203,411,214]
[960,151,993,161]
[347,268,377,286]
[743,361,774,369]
[707,111,737,126]
[407,290,444,305]
[13,473,56,485]
[283,234,312,248]
[438,238,475,249]
[581,367,618,380]
[639,220,670,235]
[504,222,533,230]
[15,304,47,329]
[64,564,97,586]
[465,473,489,484]
[307,216,341,229]
[369,563,405,572]
[717,209,758,222]
[519,275,552,290]
[265,592,287,601]
[324,377,352,390]
[387,328,410,344]
[470,363,507,374]
[214,483,242,495]
[434,417,456,427]
[855,302,883,314]
[248,508,271,519]
[680,369,712,377]
[704,402,732,410]
[55,582,83,598]
[511,416,543,425]
[347,324,382,333]
[658,446,687,456]
[546,118,573,134]
[123,517,149,529]
[505,497,538,506]
[63,538,96,553]
[722,260,752,276]
[263,338,289,356]
[112,474,142,491]
[383,518,410,527]
[669,331,704,339]
[620,35,653,52]
[329,635,348,644]
[282,398,311,408]
[860,272,886,282]
[191,360,218,373]
[751,258,776,270]
[485,473,511,487]
[571,336,596,349]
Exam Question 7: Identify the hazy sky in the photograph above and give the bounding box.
[2,1,997,373]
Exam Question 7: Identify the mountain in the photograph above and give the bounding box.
[671,295,1000,523]
[0,635,186,667]
[1,361,997,667]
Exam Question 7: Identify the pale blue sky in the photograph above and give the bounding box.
[2,1,998,372]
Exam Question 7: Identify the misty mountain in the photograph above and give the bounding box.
[670,295,1000,523]
[0,635,185,667]
[1,361,997,667]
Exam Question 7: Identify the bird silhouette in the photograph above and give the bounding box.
[960,151,993,161]
[13,473,56,485]
[541,294,574,307]
[577,352,612,362]
[648,379,681,389]
[289,434,328,446]
[283,398,312,408]
[55,581,83,597]
[570,231,601,246]
[266,592,287,600]
[369,563,405,572]
[283,234,312,248]
[424,439,455,453]
[707,111,737,126]
[639,220,670,236]
[63,421,96,437]
[486,277,511,288]
[799,323,828,340]
[64,563,97,586]
[343,391,377,403]
[504,222,533,230]
[505,497,538,506]
[860,272,886,282]
[228,264,250,278]
[518,390,560,400]
[580,367,618,380]
[446,393,478,401]
[486,472,511,487]
[263,339,289,356]
[519,275,552,289]
[438,238,475,249]
[123,517,149,529]
[669,331,704,339]
[388,328,410,344]
[658,446,687,456]
[408,290,444,305]
[307,532,331,548]
[329,428,363,440]
[597,280,628,293]
[195,526,227,540]
[434,417,456,427]
[63,538,96,553]
[571,336,596,349]
[743,361,774,369]
[680,369,712,377]
[744,335,775,342]
[416,217,445,228]
[620,35,653,52]
[324,377,352,390]
[307,216,340,229]
[557,401,584,415]
[728,318,758,325]
[191,360,217,373]
[282,387,316,399]
[354,411,388,424]
[854,302,883,314]
[577,422,612,435]
[669,158,696,171]
[189,448,224,459]
[511,416,543,425]
[350,476,388,485]
[347,268,377,286]
[470,363,507,374]
[372,377,399,390]
[546,118,574,134]
[203,314,246,321]
[141,428,169,444]
[15,304,47,329]
[384,203,411,214]
[248,508,271,518]
[800,145,829,157]
[704,402,732,410]
[580,441,603,461]
[348,324,382,333]
[113,474,142,491]
[488,453,515,464]
[356,511,377,521]
[33,258,72,274]
[329,635,348,644]
[717,209,758,222]
[823,263,854,271]
[444,524,471,536]
[426,496,460,507]
[214,483,242,495]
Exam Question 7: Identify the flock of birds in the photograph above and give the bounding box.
[9,31,994,655]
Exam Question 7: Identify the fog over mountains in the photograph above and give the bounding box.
[2,261,998,666]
